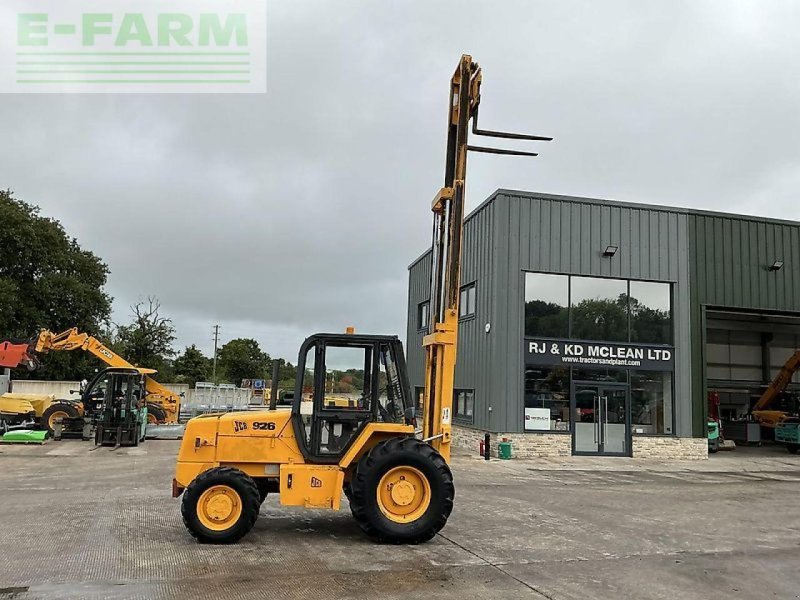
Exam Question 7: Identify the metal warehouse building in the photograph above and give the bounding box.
[407,190,800,459]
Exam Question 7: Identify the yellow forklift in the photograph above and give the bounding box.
[172,55,551,544]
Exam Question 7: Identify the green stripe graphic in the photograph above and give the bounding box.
[16,79,251,84]
[17,52,250,56]
[18,61,249,65]
[16,70,250,74]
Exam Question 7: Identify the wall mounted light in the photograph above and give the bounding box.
[603,245,619,257]
[769,260,784,272]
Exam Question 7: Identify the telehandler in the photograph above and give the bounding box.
[172,55,551,544]
[0,327,181,431]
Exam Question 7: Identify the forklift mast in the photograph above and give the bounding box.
[421,55,551,460]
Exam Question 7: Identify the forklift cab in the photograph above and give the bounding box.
[80,370,112,417]
[291,333,414,463]
[91,367,148,447]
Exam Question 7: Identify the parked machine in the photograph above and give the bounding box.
[32,328,180,424]
[93,368,148,447]
[707,391,734,452]
[172,54,551,544]
[0,328,181,433]
[751,350,800,429]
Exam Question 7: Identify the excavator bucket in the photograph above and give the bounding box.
[0,342,37,370]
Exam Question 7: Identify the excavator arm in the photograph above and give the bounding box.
[752,349,800,427]
[33,328,180,423]
[421,56,551,462]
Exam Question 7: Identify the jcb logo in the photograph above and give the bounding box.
[233,420,248,432]
[310,477,322,488]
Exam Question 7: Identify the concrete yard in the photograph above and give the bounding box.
[1,441,800,599]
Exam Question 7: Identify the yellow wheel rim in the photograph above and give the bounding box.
[147,413,158,424]
[377,466,431,524]
[197,485,242,531]
[48,411,69,430]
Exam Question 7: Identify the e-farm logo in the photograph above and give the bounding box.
[1,1,266,93]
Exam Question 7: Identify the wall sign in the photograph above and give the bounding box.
[524,338,674,371]
[524,407,551,431]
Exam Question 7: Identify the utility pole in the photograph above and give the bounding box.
[212,325,220,383]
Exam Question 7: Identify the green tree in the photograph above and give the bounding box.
[111,297,176,379]
[525,299,569,337]
[0,190,112,380]
[570,294,629,341]
[174,344,211,387]
[217,338,269,386]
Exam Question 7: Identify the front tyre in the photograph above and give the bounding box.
[146,404,167,424]
[350,437,454,544]
[181,467,260,544]
[41,403,80,435]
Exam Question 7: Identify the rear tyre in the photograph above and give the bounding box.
[182,467,260,544]
[256,480,269,504]
[40,403,80,435]
[146,404,167,424]
[787,444,799,454]
[349,437,454,544]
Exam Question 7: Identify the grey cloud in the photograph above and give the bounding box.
[2,0,799,361]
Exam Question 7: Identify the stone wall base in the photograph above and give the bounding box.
[452,424,708,460]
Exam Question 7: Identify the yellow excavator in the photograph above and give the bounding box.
[0,328,180,432]
[751,349,800,429]
[172,55,551,544]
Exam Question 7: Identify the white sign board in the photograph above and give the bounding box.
[524,407,551,431]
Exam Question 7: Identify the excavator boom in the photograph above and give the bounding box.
[752,349,800,427]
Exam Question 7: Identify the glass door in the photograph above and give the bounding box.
[572,383,630,456]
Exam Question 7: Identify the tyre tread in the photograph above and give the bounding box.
[181,466,260,544]
[349,437,454,544]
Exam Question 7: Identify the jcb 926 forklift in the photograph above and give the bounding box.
[172,55,551,544]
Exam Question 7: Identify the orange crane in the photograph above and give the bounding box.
[751,350,800,428]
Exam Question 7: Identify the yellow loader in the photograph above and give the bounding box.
[172,55,551,544]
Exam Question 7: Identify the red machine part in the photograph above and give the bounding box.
[0,341,37,370]
[708,391,721,423]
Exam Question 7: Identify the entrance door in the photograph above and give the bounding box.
[572,384,630,456]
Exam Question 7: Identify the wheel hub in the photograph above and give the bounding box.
[390,480,416,506]
[197,485,242,531]
[377,466,432,524]
[207,493,234,521]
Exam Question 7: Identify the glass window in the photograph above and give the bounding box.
[524,366,570,431]
[377,343,404,423]
[630,281,673,344]
[630,371,673,434]
[299,346,316,447]
[459,284,476,318]
[418,301,429,330]
[525,273,569,338]
[323,346,370,411]
[454,389,474,422]
[570,277,629,342]
[572,368,628,385]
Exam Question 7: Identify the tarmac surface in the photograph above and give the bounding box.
[1,441,799,599]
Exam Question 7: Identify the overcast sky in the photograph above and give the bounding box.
[2,0,799,363]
